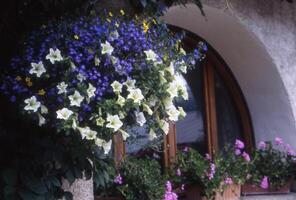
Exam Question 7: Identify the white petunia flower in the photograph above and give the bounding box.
[119,129,130,141]
[111,81,123,94]
[135,111,146,126]
[180,48,186,55]
[56,108,73,120]
[24,96,41,112]
[38,113,46,126]
[124,79,136,91]
[102,140,112,154]
[178,107,187,118]
[101,41,114,55]
[106,114,123,132]
[41,105,48,114]
[87,83,96,98]
[127,88,144,104]
[143,103,153,115]
[163,97,174,109]
[165,62,175,76]
[179,60,187,74]
[96,139,112,154]
[57,82,68,94]
[94,56,101,66]
[29,61,46,77]
[96,117,105,127]
[46,48,63,64]
[77,73,86,82]
[167,81,179,98]
[116,95,125,107]
[148,128,157,141]
[144,49,158,62]
[69,91,84,107]
[166,105,180,122]
[78,127,97,140]
[159,119,169,135]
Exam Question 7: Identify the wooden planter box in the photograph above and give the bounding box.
[182,184,241,200]
[95,197,124,200]
[241,181,292,196]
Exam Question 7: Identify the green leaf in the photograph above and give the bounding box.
[49,176,61,187]
[26,178,48,195]
[19,190,41,200]
[65,170,75,185]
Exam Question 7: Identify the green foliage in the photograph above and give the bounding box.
[96,157,165,200]
[249,141,296,188]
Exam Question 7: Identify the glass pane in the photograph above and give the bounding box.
[175,68,207,154]
[214,69,244,150]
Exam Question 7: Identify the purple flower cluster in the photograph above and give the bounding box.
[114,174,123,185]
[164,181,178,200]
[234,139,251,162]
[207,163,216,180]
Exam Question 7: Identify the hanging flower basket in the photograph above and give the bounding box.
[241,181,292,196]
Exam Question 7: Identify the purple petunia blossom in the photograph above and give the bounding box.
[260,176,269,189]
[207,163,216,180]
[274,137,283,145]
[205,153,212,160]
[235,139,245,149]
[114,174,123,185]
[242,151,251,162]
[258,141,267,150]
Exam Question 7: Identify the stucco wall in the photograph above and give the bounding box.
[164,1,296,148]
[205,0,296,127]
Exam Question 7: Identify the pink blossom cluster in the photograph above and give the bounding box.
[114,174,123,185]
[258,137,295,156]
[207,163,216,180]
[234,139,251,162]
[260,176,269,189]
[164,181,178,200]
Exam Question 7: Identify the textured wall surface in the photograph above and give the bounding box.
[62,179,94,200]
[203,0,296,128]
[164,1,296,148]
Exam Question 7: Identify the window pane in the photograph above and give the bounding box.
[176,68,207,154]
[213,69,244,149]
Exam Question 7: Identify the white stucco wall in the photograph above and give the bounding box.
[163,1,296,148]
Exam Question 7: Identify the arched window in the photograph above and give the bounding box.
[171,29,254,156]
[114,29,254,167]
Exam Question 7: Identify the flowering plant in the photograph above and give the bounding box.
[96,157,166,200]
[172,140,251,199]
[248,137,296,189]
[0,11,205,199]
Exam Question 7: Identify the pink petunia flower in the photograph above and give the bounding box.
[242,151,251,162]
[234,148,241,156]
[258,141,267,150]
[260,176,269,189]
[164,181,178,200]
[274,137,283,145]
[235,139,245,149]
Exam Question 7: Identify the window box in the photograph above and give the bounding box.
[241,181,292,196]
